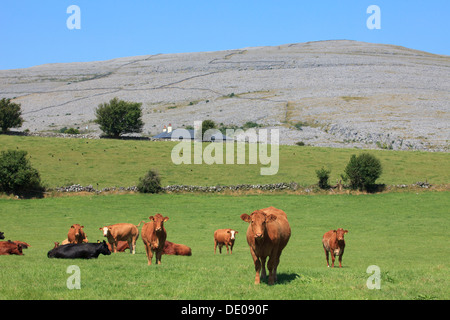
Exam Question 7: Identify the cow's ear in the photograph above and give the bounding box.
[164,216,169,222]
[149,216,154,221]
[266,214,277,222]
[333,230,337,233]
[240,214,251,223]
[344,230,348,234]
[71,225,75,228]
[226,230,230,233]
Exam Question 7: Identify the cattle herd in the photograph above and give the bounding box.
[0,206,348,285]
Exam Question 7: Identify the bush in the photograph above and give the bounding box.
[316,167,331,189]
[137,169,162,194]
[64,128,80,134]
[0,150,45,197]
[0,98,24,133]
[344,153,382,191]
[94,97,144,138]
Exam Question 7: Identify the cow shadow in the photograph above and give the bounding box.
[260,273,299,285]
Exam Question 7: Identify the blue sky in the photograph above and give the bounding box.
[0,0,448,70]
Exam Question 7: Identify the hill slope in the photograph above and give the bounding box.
[0,40,449,151]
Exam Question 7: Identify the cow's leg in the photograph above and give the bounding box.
[324,247,330,267]
[267,255,276,285]
[219,243,223,254]
[144,243,152,265]
[338,251,344,268]
[331,252,336,268]
[113,241,118,253]
[230,242,234,254]
[225,243,229,254]
[214,240,217,254]
[156,250,162,265]
[250,248,261,284]
[260,256,267,280]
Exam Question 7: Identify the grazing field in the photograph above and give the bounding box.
[0,192,448,300]
[1,135,449,188]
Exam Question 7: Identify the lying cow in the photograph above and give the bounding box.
[47,241,111,259]
[214,229,238,254]
[0,241,24,255]
[142,214,169,265]
[100,221,144,254]
[241,206,291,285]
[104,240,130,252]
[322,228,348,268]
[68,224,88,244]
[163,241,192,256]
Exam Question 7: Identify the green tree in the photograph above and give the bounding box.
[0,150,45,197]
[0,98,24,133]
[94,97,144,138]
[344,153,382,191]
[316,167,331,189]
[137,169,162,194]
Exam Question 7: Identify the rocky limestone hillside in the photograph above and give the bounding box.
[0,40,448,151]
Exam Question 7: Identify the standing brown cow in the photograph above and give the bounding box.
[214,229,238,254]
[100,222,143,254]
[141,214,169,265]
[322,228,348,268]
[68,224,88,244]
[240,206,291,285]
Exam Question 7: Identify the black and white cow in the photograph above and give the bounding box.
[47,241,111,259]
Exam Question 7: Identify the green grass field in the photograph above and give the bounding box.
[0,135,448,300]
[1,135,449,188]
[0,192,448,300]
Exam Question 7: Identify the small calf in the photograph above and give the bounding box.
[214,229,238,254]
[322,228,348,268]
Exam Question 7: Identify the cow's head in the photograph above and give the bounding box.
[71,224,84,237]
[99,226,110,237]
[99,240,111,256]
[334,228,348,241]
[228,229,238,240]
[241,210,277,240]
[149,214,169,233]
[0,231,4,240]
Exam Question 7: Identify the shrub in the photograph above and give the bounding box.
[137,169,162,194]
[94,97,144,138]
[315,167,331,189]
[0,150,45,197]
[344,153,382,191]
[64,128,80,134]
[0,98,24,133]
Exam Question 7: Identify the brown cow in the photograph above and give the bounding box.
[141,214,169,265]
[214,229,238,254]
[322,228,348,268]
[0,241,24,255]
[68,224,88,244]
[100,222,144,254]
[241,206,291,285]
[106,241,130,252]
[163,241,192,256]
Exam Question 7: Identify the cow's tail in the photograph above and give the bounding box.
[136,220,146,227]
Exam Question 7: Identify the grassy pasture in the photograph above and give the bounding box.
[1,135,449,188]
[0,192,448,300]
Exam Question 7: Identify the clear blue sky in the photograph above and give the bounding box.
[0,0,448,70]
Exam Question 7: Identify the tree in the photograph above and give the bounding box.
[94,97,144,138]
[344,153,382,191]
[0,150,45,197]
[316,167,331,189]
[0,98,24,133]
[137,169,162,194]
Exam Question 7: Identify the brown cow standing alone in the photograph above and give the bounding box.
[214,229,238,254]
[141,214,169,265]
[322,228,348,268]
[241,206,291,285]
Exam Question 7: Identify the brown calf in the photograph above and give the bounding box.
[214,229,238,254]
[241,206,291,285]
[141,214,169,265]
[163,241,192,256]
[0,241,23,255]
[322,228,348,268]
